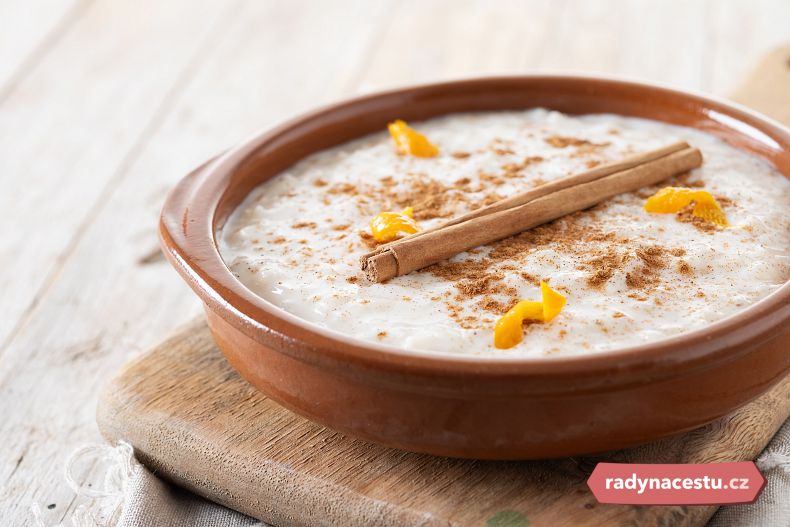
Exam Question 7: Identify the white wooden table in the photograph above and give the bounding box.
[1,1,788,524]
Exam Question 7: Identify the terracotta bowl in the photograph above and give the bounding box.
[160,76,790,459]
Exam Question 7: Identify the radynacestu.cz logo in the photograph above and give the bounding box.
[604,473,751,493]
[587,462,765,505]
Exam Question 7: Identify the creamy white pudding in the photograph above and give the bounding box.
[219,109,790,356]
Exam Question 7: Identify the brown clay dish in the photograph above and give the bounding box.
[160,77,790,459]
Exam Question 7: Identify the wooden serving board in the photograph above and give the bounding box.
[98,46,790,526]
[97,320,790,527]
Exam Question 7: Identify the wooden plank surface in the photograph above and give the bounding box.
[730,45,790,126]
[0,0,89,98]
[1,1,789,524]
[97,320,790,527]
[0,0,235,347]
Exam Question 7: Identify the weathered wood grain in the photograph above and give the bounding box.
[0,0,235,349]
[730,44,790,126]
[709,0,790,94]
[0,1,394,522]
[357,0,561,91]
[98,320,790,527]
[0,0,89,99]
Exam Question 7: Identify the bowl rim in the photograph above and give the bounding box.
[160,74,790,386]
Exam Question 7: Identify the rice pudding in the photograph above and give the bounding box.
[219,109,790,356]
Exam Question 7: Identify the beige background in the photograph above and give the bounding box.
[1,0,788,524]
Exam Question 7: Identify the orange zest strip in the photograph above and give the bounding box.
[644,187,728,227]
[387,120,439,158]
[494,281,567,349]
[369,207,420,243]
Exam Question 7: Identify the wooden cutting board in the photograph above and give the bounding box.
[97,320,790,527]
[98,47,790,527]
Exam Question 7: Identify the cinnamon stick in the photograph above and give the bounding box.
[361,142,702,283]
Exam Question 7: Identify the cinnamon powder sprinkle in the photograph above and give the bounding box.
[456,274,504,296]
[625,270,652,290]
[328,183,358,195]
[677,205,718,233]
[392,177,455,220]
[586,250,623,288]
[623,246,667,291]
[677,260,693,275]
[358,231,378,249]
[716,195,735,207]
[479,172,505,186]
[489,139,516,156]
[520,272,541,286]
[477,297,511,315]
[428,259,492,283]
[308,136,724,333]
[411,202,699,328]
[502,156,544,178]
[636,246,667,269]
[545,136,609,149]
[454,177,472,187]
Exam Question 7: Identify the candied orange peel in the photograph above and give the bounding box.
[494,281,567,349]
[644,187,728,227]
[388,119,439,157]
[370,207,420,242]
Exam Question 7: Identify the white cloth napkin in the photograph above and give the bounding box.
[35,419,790,527]
[118,467,264,527]
[31,442,265,527]
[708,417,790,526]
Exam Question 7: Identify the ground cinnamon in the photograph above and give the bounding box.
[361,142,702,282]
